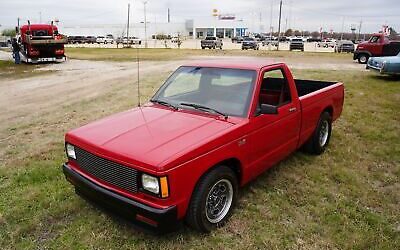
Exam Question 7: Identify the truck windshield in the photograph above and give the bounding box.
[152,66,257,117]
[205,37,216,40]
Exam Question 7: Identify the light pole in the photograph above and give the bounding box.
[143,1,148,48]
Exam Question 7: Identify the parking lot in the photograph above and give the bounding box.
[65,38,338,52]
[1,47,399,249]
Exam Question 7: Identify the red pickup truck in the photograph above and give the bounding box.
[63,61,344,232]
[353,33,400,64]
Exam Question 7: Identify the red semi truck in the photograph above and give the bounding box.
[62,61,344,232]
[353,33,400,64]
[17,22,67,63]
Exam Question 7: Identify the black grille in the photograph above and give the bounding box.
[75,147,138,193]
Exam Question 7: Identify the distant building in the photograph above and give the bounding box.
[59,17,249,39]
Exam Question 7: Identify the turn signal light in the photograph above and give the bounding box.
[160,176,169,198]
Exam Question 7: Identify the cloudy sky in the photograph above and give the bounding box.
[0,0,399,33]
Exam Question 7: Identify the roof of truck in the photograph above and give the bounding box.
[182,59,280,70]
[20,24,58,30]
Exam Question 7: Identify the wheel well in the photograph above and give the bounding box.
[323,106,333,117]
[217,158,242,183]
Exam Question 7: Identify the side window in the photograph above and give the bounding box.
[259,68,291,107]
[370,36,379,43]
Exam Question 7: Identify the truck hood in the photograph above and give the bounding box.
[66,105,235,170]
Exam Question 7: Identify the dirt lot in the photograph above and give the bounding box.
[0,49,398,249]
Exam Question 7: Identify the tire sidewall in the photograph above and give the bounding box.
[313,112,332,154]
[190,166,238,232]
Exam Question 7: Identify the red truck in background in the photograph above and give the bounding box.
[353,33,400,64]
[17,21,67,63]
[62,61,344,232]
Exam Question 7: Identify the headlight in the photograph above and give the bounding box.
[66,143,76,159]
[141,174,160,194]
[141,174,169,198]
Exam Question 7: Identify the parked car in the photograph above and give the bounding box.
[262,37,278,47]
[242,37,259,50]
[62,61,344,233]
[231,36,243,43]
[366,52,400,75]
[68,36,86,44]
[86,36,97,44]
[290,38,304,51]
[97,35,114,44]
[116,36,142,45]
[354,33,400,64]
[335,40,355,53]
[201,36,223,49]
[317,39,335,48]
[307,37,322,42]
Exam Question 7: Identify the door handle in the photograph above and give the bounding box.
[289,107,297,112]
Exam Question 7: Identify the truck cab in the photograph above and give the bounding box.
[354,33,400,64]
[18,22,67,63]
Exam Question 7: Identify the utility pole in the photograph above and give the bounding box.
[143,1,148,48]
[340,16,345,40]
[127,3,130,46]
[277,0,282,50]
[269,0,273,40]
[168,8,170,23]
[357,19,362,41]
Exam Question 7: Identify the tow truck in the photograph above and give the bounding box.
[17,21,67,63]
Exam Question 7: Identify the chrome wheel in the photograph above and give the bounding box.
[319,120,329,147]
[205,179,233,224]
[359,55,367,63]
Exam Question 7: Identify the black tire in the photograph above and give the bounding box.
[358,54,369,64]
[202,47,205,49]
[303,112,332,155]
[186,166,238,233]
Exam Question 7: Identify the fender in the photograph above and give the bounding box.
[353,50,372,60]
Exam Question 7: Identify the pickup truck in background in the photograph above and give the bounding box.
[242,37,259,50]
[63,61,344,233]
[201,36,223,49]
[354,33,400,64]
[290,38,304,51]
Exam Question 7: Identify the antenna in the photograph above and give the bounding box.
[136,42,141,107]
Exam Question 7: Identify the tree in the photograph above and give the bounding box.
[389,27,399,40]
[2,28,16,37]
[284,29,293,37]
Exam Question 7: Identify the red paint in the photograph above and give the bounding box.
[65,62,344,220]
[355,33,400,57]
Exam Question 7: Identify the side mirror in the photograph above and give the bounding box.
[259,104,278,115]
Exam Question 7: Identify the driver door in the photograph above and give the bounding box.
[248,66,301,178]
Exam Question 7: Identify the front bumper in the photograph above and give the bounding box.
[62,163,178,232]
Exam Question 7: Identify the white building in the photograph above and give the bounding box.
[59,17,250,39]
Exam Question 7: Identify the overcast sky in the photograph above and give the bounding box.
[0,0,399,33]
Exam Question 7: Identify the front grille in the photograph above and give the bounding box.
[75,147,139,193]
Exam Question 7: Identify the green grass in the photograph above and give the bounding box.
[65,47,351,62]
[0,60,53,80]
[0,67,399,249]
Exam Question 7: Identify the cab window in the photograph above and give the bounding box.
[259,68,291,107]
[369,36,380,43]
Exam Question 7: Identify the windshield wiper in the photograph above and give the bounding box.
[150,99,178,110]
[180,102,228,120]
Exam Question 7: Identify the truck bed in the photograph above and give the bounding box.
[294,79,337,97]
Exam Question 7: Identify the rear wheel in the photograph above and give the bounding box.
[186,166,238,232]
[304,112,332,154]
[358,54,369,64]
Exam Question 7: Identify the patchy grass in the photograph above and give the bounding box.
[0,66,399,249]
[65,47,351,62]
[0,60,53,80]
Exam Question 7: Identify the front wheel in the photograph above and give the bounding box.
[186,166,238,232]
[358,54,369,64]
[303,112,332,154]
